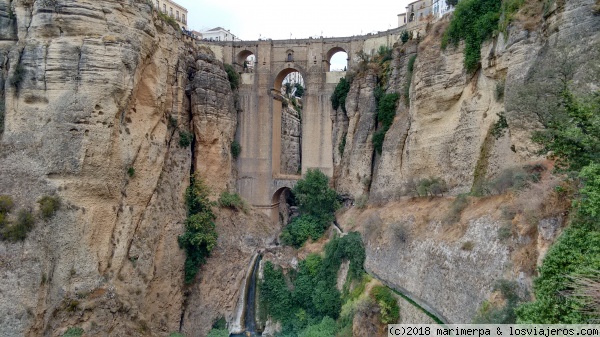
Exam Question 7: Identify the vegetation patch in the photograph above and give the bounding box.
[261,233,366,335]
[404,55,416,106]
[62,327,84,337]
[178,175,218,284]
[441,0,502,73]
[373,92,400,154]
[371,285,400,324]
[444,193,469,225]
[230,140,241,159]
[491,112,509,139]
[178,130,193,148]
[218,191,248,213]
[3,209,35,242]
[38,195,60,219]
[280,169,340,247]
[331,77,352,113]
[224,64,240,90]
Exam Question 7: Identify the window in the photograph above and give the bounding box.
[170,7,173,16]
[156,0,159,8]
[176,11,179,20]
[287,53,293,61]
[163,4,166,12]
[182,14,186,23]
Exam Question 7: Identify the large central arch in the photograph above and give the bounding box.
[271,67,306,179]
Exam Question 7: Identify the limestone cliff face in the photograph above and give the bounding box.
[335,0,599,203]
[333,70,378,198]
[0,1,249,336]
[334,0,600,324]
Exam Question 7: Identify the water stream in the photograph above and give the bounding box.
[230,254,262,337]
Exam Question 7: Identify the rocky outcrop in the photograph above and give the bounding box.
[336,0,599,204]
[334,70,378,198]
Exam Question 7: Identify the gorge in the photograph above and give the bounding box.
[0,0,599,336]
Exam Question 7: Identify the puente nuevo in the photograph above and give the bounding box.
[198,28,405,215]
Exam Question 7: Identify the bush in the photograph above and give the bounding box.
[62,327,84,337]
[298,316,337,337]
[373,92,400,154]
[281,215,329,248]
[444,194,469,224]
[178,175,218,284]
[224,64,240,90]
[156,11,180,31]
[11,63,25,89]
[461,241,475,251]
[578,164,600,223]
[293,169,340,222]
[407,55,417,73]
[441,0,502,72]
[218,191,248,213]
[38,195,60,219]
[0,195,14,214]
[231,140,241,159]
[516,226,600,323]
[372,129,386,155]
[401,30,409,44]
[491,112,509,139]
[127,167,135,177]
[179,130,193,148]
[3,209,35,242]
[331,77,352,113]
[416,177,448,197]
[371,285,400,324]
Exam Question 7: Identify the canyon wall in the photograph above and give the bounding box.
[0,1,272,336]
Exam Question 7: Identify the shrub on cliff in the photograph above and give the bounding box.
[38,195,60,219]
[224,64,240,90]
[0,195,14,214]
[3,209,35,242]
[441,0,501,72]
[281,214,329,248]
[331,77,351,113]
[371,285,400,324]
[218,191,248,213]
[178,175,218,284]
[231,140,241,159]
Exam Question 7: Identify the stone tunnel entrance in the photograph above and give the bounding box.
[272,68,304,178]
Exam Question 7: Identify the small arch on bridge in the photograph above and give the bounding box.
[326,47,348,72]
[236,50,256,73]
[271,187,293,225]
[273,67,305,91]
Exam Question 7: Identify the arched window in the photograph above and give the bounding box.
[287,53,293,62]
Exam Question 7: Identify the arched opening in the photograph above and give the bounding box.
[272,68,304,177]
[326,47,348,72]
[272,187,296,226]
[236,50,255,73]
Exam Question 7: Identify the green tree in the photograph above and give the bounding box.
[293,169,340,222]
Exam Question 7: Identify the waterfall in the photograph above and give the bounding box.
[230,253,262,336]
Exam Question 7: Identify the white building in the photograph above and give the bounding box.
[201,27,241,42]
[153,0,188,30]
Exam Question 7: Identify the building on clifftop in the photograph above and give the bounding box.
[201,27,241,42]
[153,0,188,30]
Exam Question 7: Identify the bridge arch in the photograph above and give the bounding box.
[272,66,307,92]
[326,46,349,71]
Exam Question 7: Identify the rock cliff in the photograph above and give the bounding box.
[0,1,273,336]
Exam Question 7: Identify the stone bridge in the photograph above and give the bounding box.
[199,28,405,218]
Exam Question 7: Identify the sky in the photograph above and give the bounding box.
[176,0,410,41]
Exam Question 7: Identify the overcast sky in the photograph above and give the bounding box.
[175,0,410,41]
